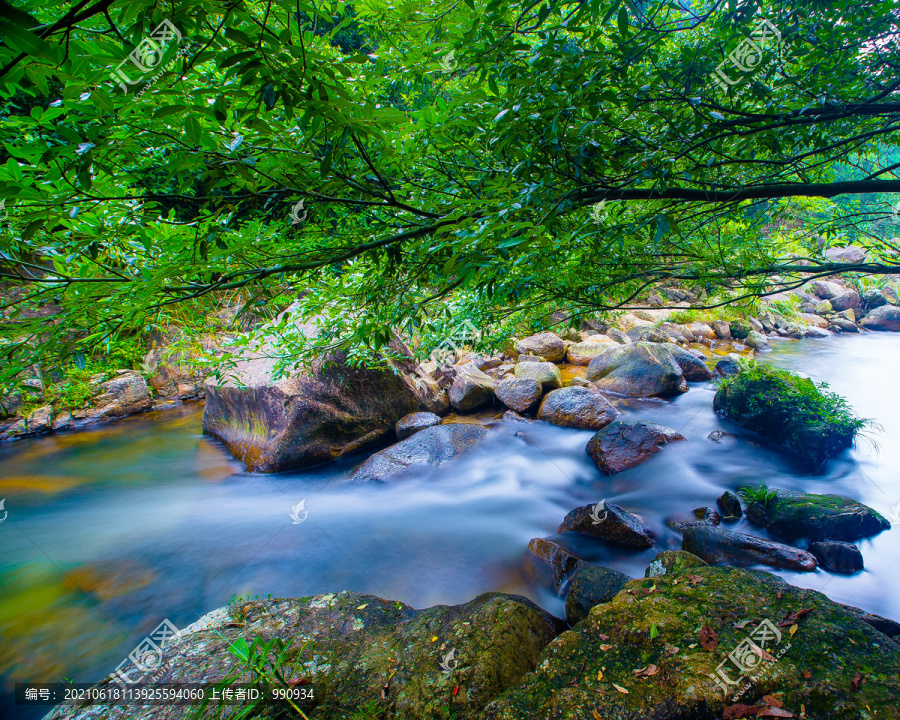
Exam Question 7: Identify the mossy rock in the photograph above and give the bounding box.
[745,489,890,543]
[482,564,900,719]
[729,319,752,339]
[644,550,708,578]
[713,361,862,469]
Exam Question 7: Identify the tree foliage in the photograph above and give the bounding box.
[1,0,900,380]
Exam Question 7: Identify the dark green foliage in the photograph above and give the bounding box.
[714,360,866,469]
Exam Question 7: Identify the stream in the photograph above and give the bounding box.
[2,332,899,719]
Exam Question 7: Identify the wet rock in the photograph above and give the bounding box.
[502,410,532,423]
[860,304,900,331]
[658,322,695,343]
[625,326,669,343]
[711,320,731,339]
[557,502,654,549]
[514,361,562,392]
[667,506,721,533]
[748,317,764,333]
[566,339,617,365]
[815,299,834,314]
[6,404,54,437]
[585,342,689,397]
[837,603,900,640]
[586,421,685,475]
[495,377,543,413]
[694,506,721,524]
[713,356,740,379]
[745,489,890,542]
[707,430,726,442]
[744,330,770,351]
[395,411,442,440]
[514,332,566,362]
[51,410,72,432]
[536,387,619,431]
[862,288,888,308]
[800,325,832,339]
[830,289,861,312]
[605,328,631,344]
[666,344,714,381]
[729,319,752,339]
[516,354,545,363]
[809,541,864,574]
[567,376,593,388]
[644,550,707,578]
[528,538,585,591]
[811,279,843,299]
[830,318,860,333]
[682,525,817,571]
[44,591,564,720]
[565,566,632,625]
[449,363,497,412]
[349,424,488,483]
[716,490,743,520]
[483,562,900,720]
[687,323,716,340]
[800,312,828,328]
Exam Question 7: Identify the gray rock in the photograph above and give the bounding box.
[666,344,714,381]
[748,317,764,333]
[744,330,770,351]
[810,279,843,299]
[566,339,617,365]
[863,288,888,308]
[395,411,441,440]
[495,377,543,413]
[536,387,620,430]
[711,320,731,339]
[586,421,685,474]
[350,423,488,483]
[687,322,716,340]
[516,354,545,363]
[514,332,566,363]
[557,502,654,549]
[861,305,900,331]
[514,361,562,392]
[585,342,689,397]
[625,326,669,343]
[825,246,866,263]
[605,328,631,344]
[658,322,695,343]
[449,364,497,412]
[713,356,740,379]
[829,318,860,333]
[815,299,833,314]
[681,525,817,572]
[565,567,632,625]
[830,289,861,312]
[809,541,864,574]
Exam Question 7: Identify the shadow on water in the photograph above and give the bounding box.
[2,333,900,718]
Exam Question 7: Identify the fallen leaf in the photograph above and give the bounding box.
[431,636,438,642]
[778,608,814,627]
[599,644,612,651]
[699,624,718,651]
[723,704,763,719]
[687,574,704,585]
[633,664,659,678]
[851,671,863,691]
[612,683,629,694]
[596,670,603,681]
[592,710,603,720]
[757,709,794,718]
[802,670,811,679]
[763,695,783,708]
[663,644,679,657]
[777,590,784,599]
[688,643,697,648]
[733,619,755,629]
[453,685,459,696]
[598,633,609,640]
[357,604,368,609]
[789,624,798,637]
[750,643,776,662]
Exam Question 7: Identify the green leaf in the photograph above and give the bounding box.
[617,6,628,36]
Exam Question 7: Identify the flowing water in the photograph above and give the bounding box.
[2,333,900,719]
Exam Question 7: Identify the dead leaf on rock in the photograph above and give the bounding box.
[633,664,658,678]
[612,683,629,694]
[599,644,612,651]
[758,708,794,718]
[777,590,783,599]
[762,695,783,708]
[789,624,798,637]
[750,643,776,662]
[596,670,603,681]
[687,574,704,585]
[777,608,814,627]
[723,704,763,719]
[592,710,603,720]
[699,624,718,651]
[802,670,811,680]
[733,618,755,629]
[598,633,610,640]
[663,644,679,657]
[851,671,863,691]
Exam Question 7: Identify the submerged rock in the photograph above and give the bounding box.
[349,423,488,483]
[395,411,442,440]
[449,363,497,412]
[44,591,563,720]
[745,489,890,542]
[495,377,543,413]
[515,332,567,362]
[809,541,864,574]
[565,566,632,625]
[482,557,900,720]
[681,525,817,572]
[536,387,620,430]
[585,421,685,474]
[528,538,585,591]
[860,304,900,331]
[514,361,562,392]
[585,342,689,397]
[557,502,654,549]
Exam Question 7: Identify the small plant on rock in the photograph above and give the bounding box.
[739,481,778,512]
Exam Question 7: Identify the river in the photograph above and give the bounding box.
[2,332,899,719]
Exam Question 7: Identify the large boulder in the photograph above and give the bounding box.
[449,363,497,412]
[585,421,685,474]
[395,411,442,440]
[585,342,689,397]
[830,289,861,312]
[681,525,817,572]
[43,591,563,720]
[713,361,860,469]
[495,377,543,413]
[658,322,696,343]
[860,304,900,331]
[809,541,864,574]
[536,387,620,430]
[92,371,153,418]
[482,558,900,720]
[349,423,488,483]
[514,361,562,392]
[825,246,867,263]
[557,502,654,549]
[745,489,890,542]
[203,347,421,473]
[565,566,632,625]
[810,279,843,299]
[566,339,617,365]
[514,332,566,363]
